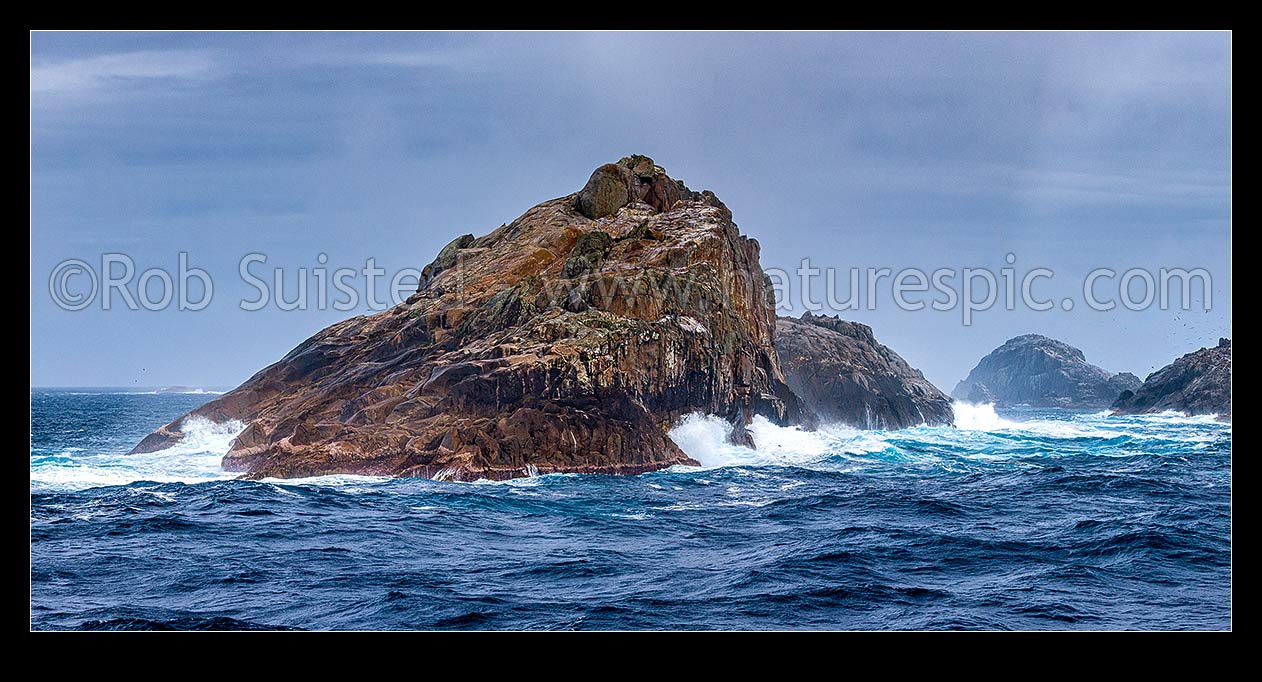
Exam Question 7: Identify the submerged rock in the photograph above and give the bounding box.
[130,155,806,480]
[953,334,1140,408]
[775,313,953,429]
[1112,338,1231,420]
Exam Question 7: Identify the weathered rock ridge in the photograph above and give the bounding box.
[1112,338,1231,420]
[775,313,953,429]
[953,334,1141,408]
[131,155,808,480]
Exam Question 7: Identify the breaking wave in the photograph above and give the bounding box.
[30,415,244,491]
[666,402,1229,474]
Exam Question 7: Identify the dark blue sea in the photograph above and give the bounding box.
[30,389,1231,630]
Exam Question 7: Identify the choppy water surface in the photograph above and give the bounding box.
[31,390,1230,630]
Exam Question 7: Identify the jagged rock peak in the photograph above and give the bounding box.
[575,154,708,219]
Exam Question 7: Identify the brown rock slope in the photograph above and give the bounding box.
[130,155,807,480]
[776,313,954,429]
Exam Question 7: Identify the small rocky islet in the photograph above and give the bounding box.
[130,156,1230,480]
[953,334,1141,409]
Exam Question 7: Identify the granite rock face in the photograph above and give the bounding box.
[775,313,954,429]
[952,334,1141,408]
[130,155,807,480]
[1112,339,1231,420]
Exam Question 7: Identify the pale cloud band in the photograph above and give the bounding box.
[30,49,219,93]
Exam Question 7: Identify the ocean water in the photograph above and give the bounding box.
[30,389,1231,630]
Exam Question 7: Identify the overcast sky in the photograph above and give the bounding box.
[30,31,1231,390]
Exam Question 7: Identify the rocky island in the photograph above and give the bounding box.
[775,313,953,429]
[131,155,974,480]
[953,334,1140,408]
[131,156,816,480]
[1112,338,1231,420]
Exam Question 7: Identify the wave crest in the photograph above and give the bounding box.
[951,401,1015,431]
[668,414,882,469]
[30,416,244,491]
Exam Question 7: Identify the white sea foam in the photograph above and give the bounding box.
[255,474,396,493]
[1125,410,1225,425]
[953,400,1109,439]
[951,401,1018,431]
[951,401,1227,441]
[30,416,244,491]
[662,402,1230,475]
[667,413,885,469]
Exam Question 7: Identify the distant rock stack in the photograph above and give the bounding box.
[953,334,1141,408]
[1112,338,1231,420]
[775,313,954,429]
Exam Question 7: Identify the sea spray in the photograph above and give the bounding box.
[668,413,885,469]
[950,401,1015,431]
[30,414,244,491]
